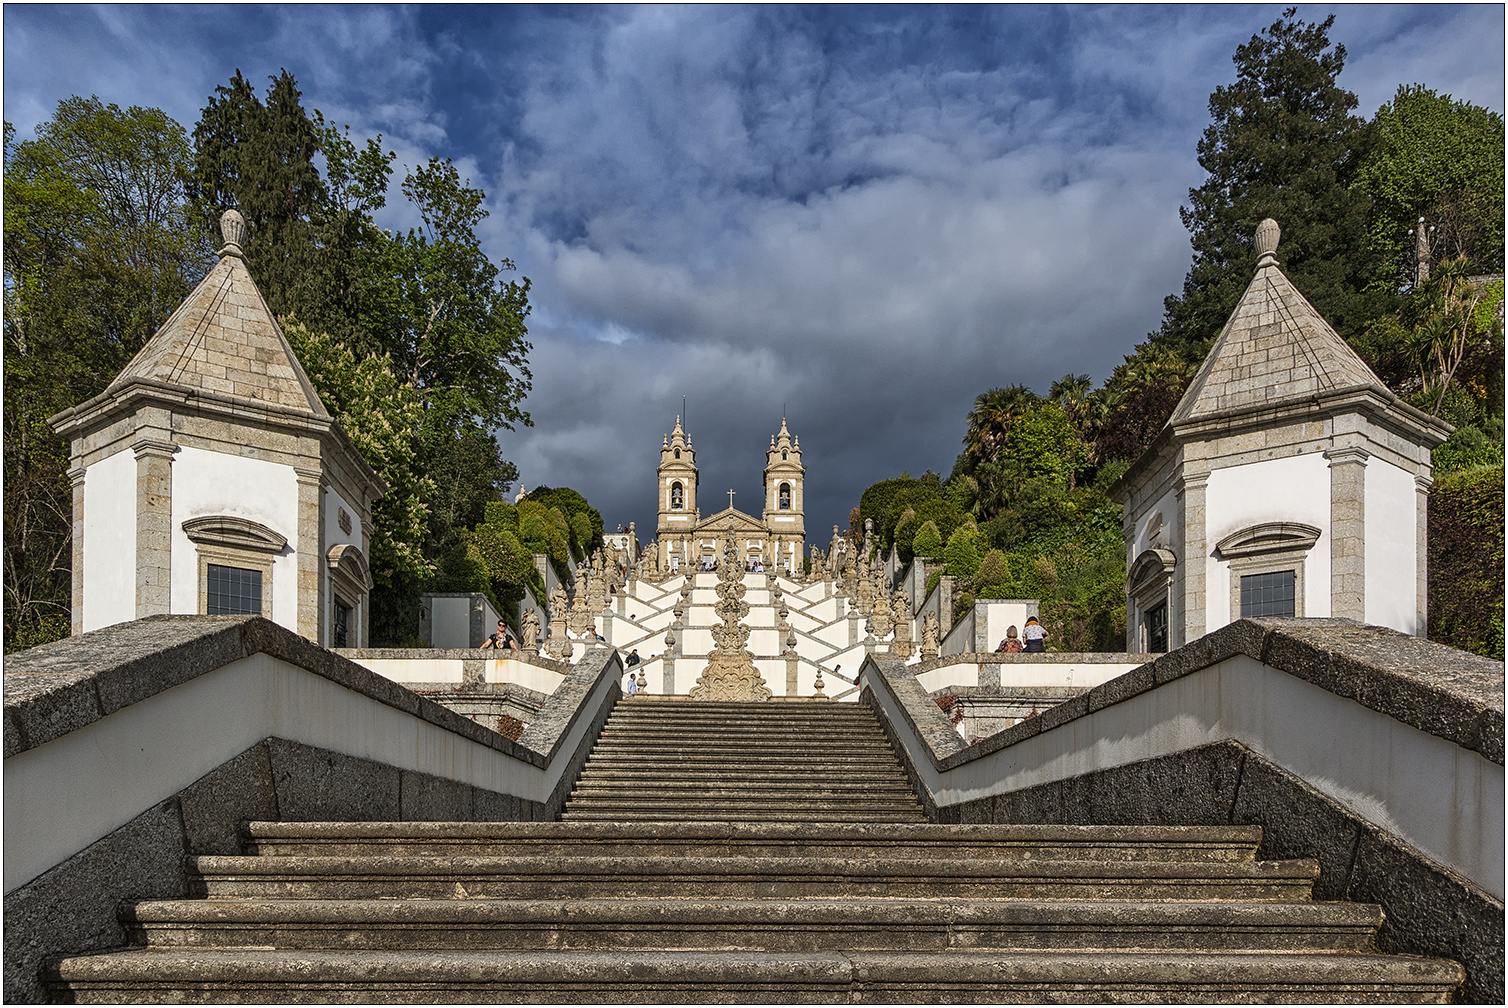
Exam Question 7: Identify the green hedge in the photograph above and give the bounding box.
[1428,464,1505,660]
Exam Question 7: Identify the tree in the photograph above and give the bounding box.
[188,70,323,318]
[912,521,944,558]
[188,71,534,642]
[280,321,433,586]
[4,100,213,650]
[1153,8,1383,363]
[1354,85,1505,288]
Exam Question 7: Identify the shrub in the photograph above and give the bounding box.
[944,523,987,580]
[1429,464,1505,659]
[976,549,1009,597]
[913,520,944,557]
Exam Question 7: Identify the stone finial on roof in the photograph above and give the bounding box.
[219,209,248,260]
[1255,218,1280,266]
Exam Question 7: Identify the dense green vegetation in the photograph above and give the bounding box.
[1428,466,1505,661]
[852,10,1504,658]
[4,71,573,649]
[4,100,214,650]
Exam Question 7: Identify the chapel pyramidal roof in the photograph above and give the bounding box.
[107,209,330,419]
[1170,218,1389,426]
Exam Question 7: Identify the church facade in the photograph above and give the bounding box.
[655,417,806,574]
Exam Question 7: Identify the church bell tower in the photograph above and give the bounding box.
[762,417,805,572]
[656,416,699,569]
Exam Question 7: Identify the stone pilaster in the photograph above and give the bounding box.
[1177,471,1209,646]
[131,439,177,617]
[1326,448,1369,622]
[68,466,87,633]
[295,467,324,642]
[1415,473,1433,637]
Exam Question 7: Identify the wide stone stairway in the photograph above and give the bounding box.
[47,698,1462,1002]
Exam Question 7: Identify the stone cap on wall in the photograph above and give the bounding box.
[915,652,1160,671]
[3,616,544,766]
[336,648,573,675]
[867,619,1504,772]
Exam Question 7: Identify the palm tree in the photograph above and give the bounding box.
[962,386,1039,468]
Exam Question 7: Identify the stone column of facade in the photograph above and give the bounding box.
[937,575,954,636]
[132,438,177,617]
[1326,448,1369,622]
[1177,471,1209,646]
[294,468,325,642]
[1415,474,1432,637]
[68,466,87,632]
[359,518,375,648]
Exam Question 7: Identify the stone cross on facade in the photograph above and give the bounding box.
[726,489,736,509]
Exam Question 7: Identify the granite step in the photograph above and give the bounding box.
[188,854,1320,901]
[559,809,931,823]
[241,822,1263,862]
[48,948,1463,1003]
[121,897,1385,953]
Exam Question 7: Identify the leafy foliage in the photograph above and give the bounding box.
[1428,465,1505,659]
[912,520,944,558]
[1354,85,1505,288]
[4,100,213,650]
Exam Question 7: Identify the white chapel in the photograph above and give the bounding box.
[49,210,385,647]
[1113,219,1452,652]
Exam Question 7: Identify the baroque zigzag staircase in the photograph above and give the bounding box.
[48,698,1462,1002]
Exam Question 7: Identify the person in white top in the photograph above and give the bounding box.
[1022,616,1048,653]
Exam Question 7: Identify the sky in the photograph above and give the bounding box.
[5,4,1504,542]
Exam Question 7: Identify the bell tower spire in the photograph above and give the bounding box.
[762,416,805,573]
[657,414,699,572]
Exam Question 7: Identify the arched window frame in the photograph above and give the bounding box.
[1216,522,1321,620]
[1126,547,1176,653]
[182,515,286,617]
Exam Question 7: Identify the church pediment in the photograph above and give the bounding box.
[693,508,767,533]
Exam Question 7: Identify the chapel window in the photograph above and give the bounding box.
[1145,601,1168,653]
[207,564,262,616]
[674,448,681,459]
[332,599,351,648]
[1240,570,1296,619]
[671,482,684,509]
[184,514,283,619]
[779,482,791,509]
[782,449,788,460]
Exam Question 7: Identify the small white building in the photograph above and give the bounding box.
[49,210,386,647]
[1112,219,1451,652]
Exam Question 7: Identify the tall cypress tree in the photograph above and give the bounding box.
[188,69,323,319]
[1153,9,1383,362]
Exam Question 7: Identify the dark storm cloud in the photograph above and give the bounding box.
[5,4,1502,538]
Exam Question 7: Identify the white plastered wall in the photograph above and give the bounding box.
[1204,454,1331,627]
[81,450,138,631]
[169,446,300,627]
[1365,457,1420,633]
[321,485,364,556]
[1128,485,1180,561]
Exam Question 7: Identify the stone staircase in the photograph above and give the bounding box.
[563,697,926,822]
[46,699,1463,1002]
